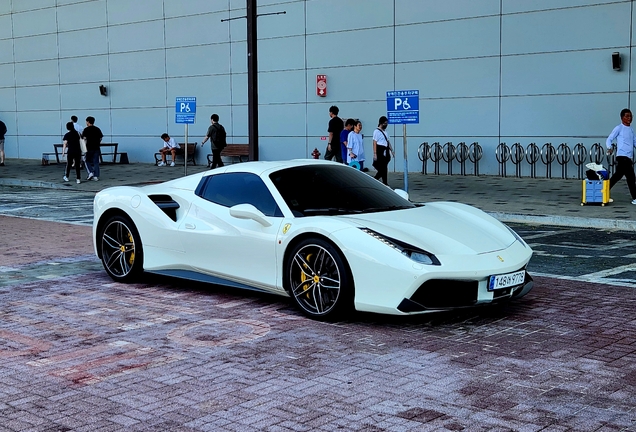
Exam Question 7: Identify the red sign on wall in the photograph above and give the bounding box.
[316,75,327,97]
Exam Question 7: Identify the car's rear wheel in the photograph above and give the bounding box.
[285,238,353,320]
[99,214,143,282]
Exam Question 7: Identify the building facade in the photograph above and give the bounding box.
[0,0,634,175]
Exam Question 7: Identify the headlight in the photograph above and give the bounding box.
[360,228,440,265]
[506,225,527,248]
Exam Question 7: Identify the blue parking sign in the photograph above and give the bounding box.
[175,97,196,124]
[386,90,419,124]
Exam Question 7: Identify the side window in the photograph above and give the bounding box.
[197,173,283,217]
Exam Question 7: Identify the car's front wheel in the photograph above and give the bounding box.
[285,238,353,320]
[99,214,144,282]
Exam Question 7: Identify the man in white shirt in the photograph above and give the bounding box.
[606,108,636,204]
[158,133,179,167]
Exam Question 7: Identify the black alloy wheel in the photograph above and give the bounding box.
[100,215,144,282]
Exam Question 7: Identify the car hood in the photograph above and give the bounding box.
[343,201,516,255]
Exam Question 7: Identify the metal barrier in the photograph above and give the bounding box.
[541,142,555,178]
[418,142,431,174]
[556,143,571,179]
[430,142,442,175]
[468,142,482,176]
[510,143,524,177]
[455,142,469,175]
[496,142,510,177]
[442,142,455,175]
[572,143,587,179]
[525,143,539,179]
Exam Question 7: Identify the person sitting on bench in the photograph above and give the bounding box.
[158,133,179,167]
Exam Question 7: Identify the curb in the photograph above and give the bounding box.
[488,211,636,231]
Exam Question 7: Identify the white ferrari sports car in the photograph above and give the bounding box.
[93,159,533,320]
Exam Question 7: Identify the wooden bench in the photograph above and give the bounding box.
[154,143,197,166]
[207,144,249,166]
[53,142,119,164]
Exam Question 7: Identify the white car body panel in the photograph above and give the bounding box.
[93,159,533,316]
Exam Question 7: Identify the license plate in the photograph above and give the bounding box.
[488,270,525,291]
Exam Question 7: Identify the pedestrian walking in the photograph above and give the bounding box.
[372,116,395,185]
[325,106,344,163]
[0,118,6,166]
[339,119,355,165]
[201,114,227,169]
[61,122,82,184]
[82,116,103,181]
[606,108,636,204]
[347,120,365,170]
[157,133,179,167]
[70,115,83,135]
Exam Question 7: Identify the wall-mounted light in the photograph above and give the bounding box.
[99,85,108,96]
[612,52,621,71]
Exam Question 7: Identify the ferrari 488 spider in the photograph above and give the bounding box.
[93,160,533,319]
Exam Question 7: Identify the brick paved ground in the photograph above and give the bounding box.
[1,216,636,431]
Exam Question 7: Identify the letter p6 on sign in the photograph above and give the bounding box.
[316,75,327,97]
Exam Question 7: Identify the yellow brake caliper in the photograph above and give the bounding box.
[127,232,135,265]
[300,253,314,297]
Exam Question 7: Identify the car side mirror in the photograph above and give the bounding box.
[394,189,409,201]
[229,203,272,227]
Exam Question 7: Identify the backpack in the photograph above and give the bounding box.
[214,123,227,149]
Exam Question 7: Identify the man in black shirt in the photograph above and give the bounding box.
[82,116,103,181]
[0,118,6,166]
[325,106,344,163]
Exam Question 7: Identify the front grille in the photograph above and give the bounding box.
[409,279,478,309]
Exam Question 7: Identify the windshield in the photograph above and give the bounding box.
[269,164,415,216]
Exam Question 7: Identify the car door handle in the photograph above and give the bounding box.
[185,223,196,230]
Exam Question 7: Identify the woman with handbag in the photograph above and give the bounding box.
[372,116,394,185]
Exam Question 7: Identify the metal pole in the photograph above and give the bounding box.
[184,124,188,176]
[247,0,258,161]
[403,124,408,192]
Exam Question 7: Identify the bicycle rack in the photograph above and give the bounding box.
[418,142,431,174]
[510,143,524,178]
[525,143,539,179]
[468,142,482,176]
[442,142,455,175]
[430,142,442,175]
[572,143,588,179]
[455,142,468,175]
[589,142,605,164]
[496,142,510,177]
[556,143,571,179]
[607,143,617,177]
[541,142,555,178]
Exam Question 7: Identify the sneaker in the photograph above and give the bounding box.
[170,162,175,167]
[92,177,99,181]
[608,198,614,203]
[0,162,4,166]
[632,199,636,205]
[76,179,81,184]
[63,176,69,182]
[158,162,166,167]
[87,172,94,180]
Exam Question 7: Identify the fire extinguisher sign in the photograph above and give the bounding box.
[316,75,327,97]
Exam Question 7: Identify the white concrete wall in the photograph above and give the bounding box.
[0,0,634,176]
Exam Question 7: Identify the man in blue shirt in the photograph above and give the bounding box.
[606,108,636,204]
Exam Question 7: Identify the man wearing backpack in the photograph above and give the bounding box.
[201,114,227,169]
[0,118,6,166]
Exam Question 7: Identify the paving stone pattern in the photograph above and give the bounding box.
[0,219,636,430]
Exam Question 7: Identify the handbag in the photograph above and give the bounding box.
[377,128,392,162]
[79,132,87,153]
